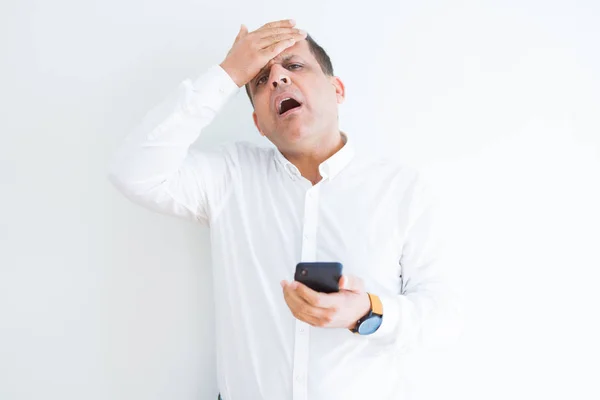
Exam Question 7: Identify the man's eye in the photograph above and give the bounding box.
[256,64,301,86]
[256,75,267,85]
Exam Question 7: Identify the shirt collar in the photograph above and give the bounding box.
[273,131,355,181]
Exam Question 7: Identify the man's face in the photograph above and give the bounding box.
[250,40,345,150]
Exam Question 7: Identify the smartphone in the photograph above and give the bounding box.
[294,262,343,293]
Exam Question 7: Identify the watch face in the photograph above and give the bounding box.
[358,315,382,335]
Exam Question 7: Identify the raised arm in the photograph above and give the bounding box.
[107,20,307,224]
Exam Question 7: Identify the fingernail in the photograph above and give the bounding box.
[289,19,296,25]
[298,29,307,35]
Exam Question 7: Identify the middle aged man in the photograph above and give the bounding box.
[108,19,459,400]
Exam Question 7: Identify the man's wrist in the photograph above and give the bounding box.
[347,292,372,330]
[219,61,245,88]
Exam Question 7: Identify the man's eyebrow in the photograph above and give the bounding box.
[253,54,300,84]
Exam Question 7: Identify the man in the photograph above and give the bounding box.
[108,19,457,400]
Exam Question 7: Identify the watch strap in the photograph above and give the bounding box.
[368,292,383,316]
[350,292,383,334]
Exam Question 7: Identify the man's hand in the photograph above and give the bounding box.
[281,275,371,329]
[219,19,308,87]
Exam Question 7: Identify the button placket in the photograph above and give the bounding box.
[292,183,323,400]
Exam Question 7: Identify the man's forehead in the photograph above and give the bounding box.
[258,41,312,72]
[266,53,301,67]
[273,39,310,62]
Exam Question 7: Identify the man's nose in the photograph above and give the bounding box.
[269,66,292,89]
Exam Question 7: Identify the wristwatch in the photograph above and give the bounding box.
[350,292,383,335]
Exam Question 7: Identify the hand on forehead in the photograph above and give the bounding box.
[269,52,296,66]
[258,53,299,78]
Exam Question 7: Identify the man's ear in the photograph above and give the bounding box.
[331,76,346,104]
[252,111,265,136]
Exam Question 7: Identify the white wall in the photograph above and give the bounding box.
[1,0,599,399]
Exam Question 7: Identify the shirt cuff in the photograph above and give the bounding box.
[367,293,402,340]
[188,64,240,112]
[146,64,240,143]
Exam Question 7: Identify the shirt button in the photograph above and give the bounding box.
[296,374,304,383]
[299,328,305,333]
[303,234,309,240]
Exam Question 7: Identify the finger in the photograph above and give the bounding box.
[286,300,321,326]
[285,283,322,311]
[234,24,248,43]
[260,19,296,31]
[300,306,336,327]
[294,282,338,308]
[299,310,331,327]
[285,289,335,326]
[257,31,307,50]
[293,282,319,304]
[255,27,304,39]
[261,38,297,57]
[339,275,365,292]
[283,285,314,316]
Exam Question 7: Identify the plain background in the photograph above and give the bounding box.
[1,0,599,399]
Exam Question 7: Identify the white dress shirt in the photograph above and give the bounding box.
[108,65,456,400]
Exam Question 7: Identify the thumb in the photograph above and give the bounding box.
[339,275,365,292]
[234,24,248,43]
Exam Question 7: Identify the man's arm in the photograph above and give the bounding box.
[107,20,307,224]
[107,64,240,224]
[368,171,462,352]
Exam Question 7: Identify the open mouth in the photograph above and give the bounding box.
[278,97,302,117]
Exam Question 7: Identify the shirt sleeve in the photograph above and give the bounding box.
[367,171,462,352]
[107,65,241,225]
